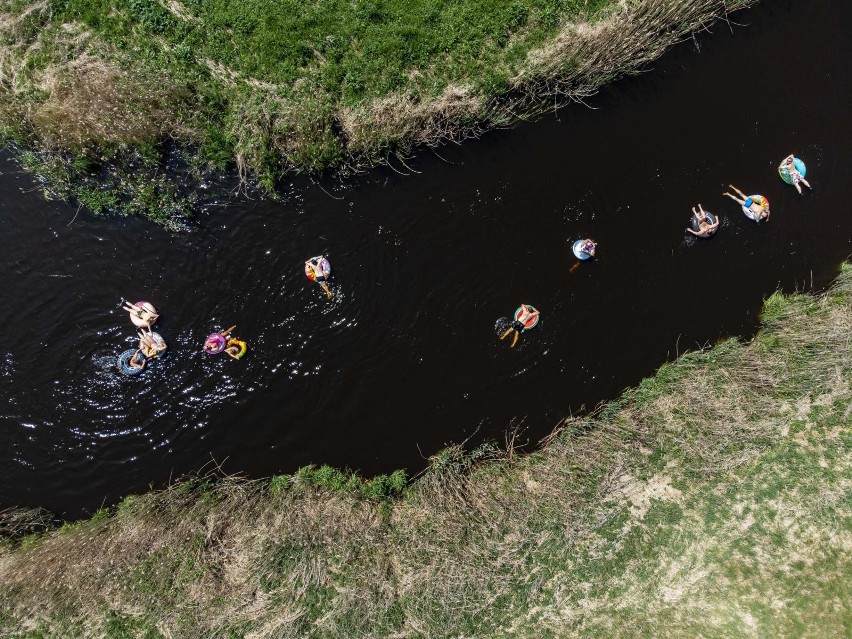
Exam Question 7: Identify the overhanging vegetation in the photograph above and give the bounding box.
[0,0,756,227]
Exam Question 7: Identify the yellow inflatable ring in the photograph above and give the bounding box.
[227,338,247,359]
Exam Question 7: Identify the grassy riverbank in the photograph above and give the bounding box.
[0,0,755,227]
[2,266,851,637]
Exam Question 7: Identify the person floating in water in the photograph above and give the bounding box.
[138,328,167,358]
[578,239,597,258]
[686,203,719,237]
[499,303,540,348]
[204,325,236,354]
[305,256,332,299]
[123,300,159,328]
[779,154,812,194]
[225,337,248,360]
[128,349,147,371]
[723,184,770,222]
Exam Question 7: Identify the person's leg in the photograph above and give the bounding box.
[321,282,331,298]
[794,182,802,194]
[511,331,519,348]
[724,192,745,205]
[729,185,747,199]
[500,328,514,341]
[802,178,812,189]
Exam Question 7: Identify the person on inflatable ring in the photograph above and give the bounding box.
[305,256,332,299]
[781,154,812,194]
[123,301,159,327]
[225,337,247,360]
[204,325,235,354]
[138,328,167,358]
[686,203,719,237]
[499,303,539,348]
[723,184,769,221]
[579,239,597,257]
[129,349,147,370]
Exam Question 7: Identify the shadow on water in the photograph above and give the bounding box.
[1,0,850,517]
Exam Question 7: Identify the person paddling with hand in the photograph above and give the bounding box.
[305,255,332,299]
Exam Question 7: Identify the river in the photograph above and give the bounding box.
[1,0,850,518]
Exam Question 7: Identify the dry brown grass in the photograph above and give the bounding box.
[339,84,485,156]
[0,6,189,151]
[30,56,186,149]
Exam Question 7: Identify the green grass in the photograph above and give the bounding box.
[0,0,758,226]
[2,263,851,637]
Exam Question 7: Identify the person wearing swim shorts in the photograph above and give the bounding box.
[499,303,539,348]
[723,184,770,221]
[781,154,812,194]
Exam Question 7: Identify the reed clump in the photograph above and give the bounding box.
[3,263,851,638]
[1,0,758,226]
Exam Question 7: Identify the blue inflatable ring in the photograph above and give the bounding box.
[572,239,594,260]
[117,349,145,376]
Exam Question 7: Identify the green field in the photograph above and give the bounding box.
[3,263,850,638]
[0,0,755,226]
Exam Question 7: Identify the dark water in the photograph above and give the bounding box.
[1,0,850,517]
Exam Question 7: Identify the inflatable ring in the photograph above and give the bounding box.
[778,157,807,185]
[204,333,227,355]
[227,338,247,359]
[305,256,332,282]
[514,305,540,331]
[129,301,158,328]
[141,332,167,358]
[742,195,768,223]
[117,349,145,376]
[690,211,718,238]
[572,239,595,260]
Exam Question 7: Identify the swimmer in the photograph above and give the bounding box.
[123,301,158,327]
[686,204,719,236]
[781,154,812,194]
[138,328,167,357]
[128,349,147,370]
[723,184,770,221]
[499,303,539,348]
[204,325,235,354]
[225,337,247,360]
[306,257,332,299]
[579,239,597,257]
